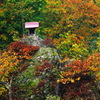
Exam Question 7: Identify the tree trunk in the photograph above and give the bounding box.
[8,85,12,100]
[9,76,13,100]
[6,76,13,100]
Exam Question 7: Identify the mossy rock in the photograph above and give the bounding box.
[32,47,60,65]
[21,34,43,47]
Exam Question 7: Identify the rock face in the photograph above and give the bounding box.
[21,34,74,67]
[21,34,60,65]
[21,34,43,47]
[32,47,60,65]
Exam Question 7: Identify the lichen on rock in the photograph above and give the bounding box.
[32,47,60,65]
[21,34,43,47]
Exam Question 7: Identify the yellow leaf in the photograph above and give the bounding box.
[76,77,80,81]
[71,79,75,83]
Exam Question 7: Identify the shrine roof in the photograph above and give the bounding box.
[25,22,39,28]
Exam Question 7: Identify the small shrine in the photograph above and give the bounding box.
[25,22,39,35]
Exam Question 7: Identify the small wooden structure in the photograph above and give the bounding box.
[25,22,39,35]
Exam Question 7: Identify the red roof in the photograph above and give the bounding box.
[25,22,39,28]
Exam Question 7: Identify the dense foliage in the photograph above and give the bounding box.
[30,53,100,100]
[0,0,100,100]
[0,0,46,49]
[0,41,39,100]
[58,53,100,99]
[42,0,100,58]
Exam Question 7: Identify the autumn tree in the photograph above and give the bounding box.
[56,52,100,99]
[26,52,99,100]
[0,0,100,99]
[0,0,46,50]
[42,0,100,58]
[0,41,39,100]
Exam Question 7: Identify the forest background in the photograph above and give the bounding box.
[0,0,100,100]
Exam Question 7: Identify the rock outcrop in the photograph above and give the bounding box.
[21,34,43,47]
[21,34,60,65]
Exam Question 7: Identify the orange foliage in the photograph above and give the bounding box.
[8,41,39,60]
[0,41,39,82]
[0,51,19,80]
[57,52,100,84]
[56,52,100,99]
[44,0,100,44]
